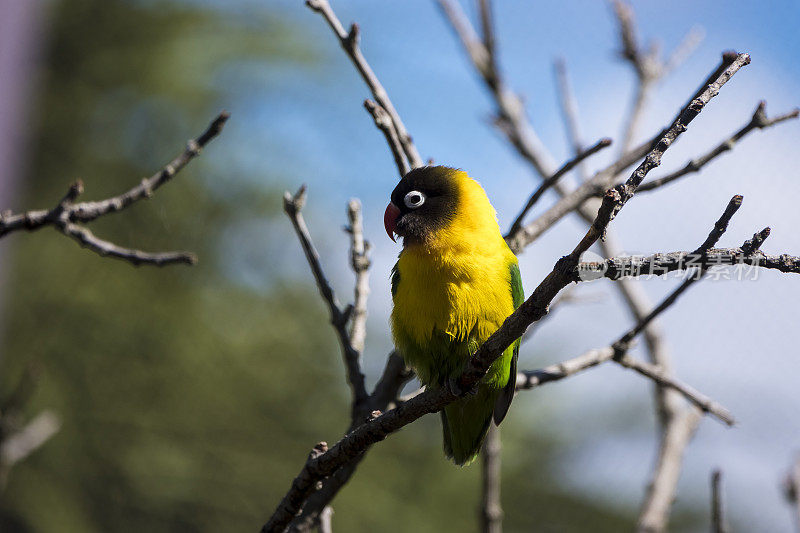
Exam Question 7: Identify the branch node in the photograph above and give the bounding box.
[284,185,308,215]
[305,0,324,12]
[345,23,360,51]
[186,139,200,157]
[741,227,771,255]
[310,442,329,461]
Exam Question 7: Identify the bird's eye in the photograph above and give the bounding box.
[404,190,426,209]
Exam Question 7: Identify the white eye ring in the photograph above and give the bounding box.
[404,190,426,209]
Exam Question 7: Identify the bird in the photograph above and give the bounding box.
[384,166,523,466]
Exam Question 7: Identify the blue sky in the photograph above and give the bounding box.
[184,1,800,530]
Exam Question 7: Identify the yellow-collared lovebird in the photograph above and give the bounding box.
[384,166,523,466]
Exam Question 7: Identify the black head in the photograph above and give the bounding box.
[384,166,461,245]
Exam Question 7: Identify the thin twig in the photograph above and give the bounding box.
[306,0,422,168]
[637,410,702,533]
[346,199,370,355]
[0,112,229,266]
[553,58,588,179]
[662,26,705,78]
[515,329,732,421]
[615,352,733,425]
[612,0,660,152]
[506,52,748,253]
[517,340,732,424]
[477,0,495,61]
[506,137,612,237]
[613,1,704,153]
[637,102,799,193]
[519,196,749,427]
[436,0,559,178]
[363,100,410,177]
[711,469,729,533]
[283,187,368,406]
[571,54,751,263]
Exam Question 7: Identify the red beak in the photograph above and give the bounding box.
[384,203,401,242]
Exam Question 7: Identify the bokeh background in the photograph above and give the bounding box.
[1,0,799,531]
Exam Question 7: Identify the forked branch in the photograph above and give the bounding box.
[0,112,229,266]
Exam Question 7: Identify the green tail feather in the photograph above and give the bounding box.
[441,386,496,466]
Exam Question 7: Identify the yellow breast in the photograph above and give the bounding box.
[390,171,517,347]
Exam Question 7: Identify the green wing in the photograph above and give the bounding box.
[493,261,523,425]
[509,262,524,309]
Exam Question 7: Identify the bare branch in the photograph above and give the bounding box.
[637,410,702,532]
[637,102,799,193]
[634,200,772,532]
[505,137,612,237]
[553,58,589,180]
[551,58,712,525]
[346,199,370,354]
[444,6,749,532]
[436,0,559,178]
[515,342,732,425]
[612,0,661,152]
[599,232,702,533]
[522,195,749,425]
[711,469,730,533]
[507,52,747,253]
[73,112,229,223]
[575,246,798,281]
[477,0,496,61]
[480,424,502,533]
[64,221,197,265]
[0,112,229,266]
[287,352,412,531]
[612,0,650,80]
[363,100,410,177]
[284,2,429,521]
[696,195,744,252]
[283,187,368,406]
[306,0,421,168]
[515,347,613,390]
[617,352,733,425]
[371,351,414,410]
[573,54,751,262]
[519,210,743,427]
[613,2,704,153]
[662,26,705,78]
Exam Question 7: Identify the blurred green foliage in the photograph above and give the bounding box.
[0,0,673,531]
